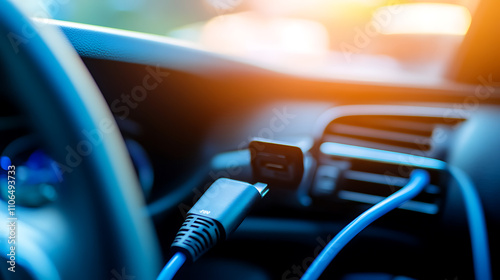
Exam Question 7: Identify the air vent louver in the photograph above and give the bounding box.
[313,112,466,215]
[322,115,464,159]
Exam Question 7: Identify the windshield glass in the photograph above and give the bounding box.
[18,0,478,83]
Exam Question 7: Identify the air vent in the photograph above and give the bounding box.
[313,110,467,215]
[322,115,465,159]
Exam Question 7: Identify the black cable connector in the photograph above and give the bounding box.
[170,178,269,262]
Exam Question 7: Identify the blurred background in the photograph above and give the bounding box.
[15,0,478,82]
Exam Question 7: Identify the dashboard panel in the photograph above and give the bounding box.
[78,52,500,279]
[1,17,500,280]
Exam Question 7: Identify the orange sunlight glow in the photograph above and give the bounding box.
[374,3,472,36]
[200,12,329,58]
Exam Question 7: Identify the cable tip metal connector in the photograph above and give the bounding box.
[253,182,269,197]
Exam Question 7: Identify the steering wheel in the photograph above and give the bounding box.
[0,2,161,279]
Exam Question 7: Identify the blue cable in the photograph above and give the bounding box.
[157,252,187,280]
[448,166,491,280]
[301,169,430,280]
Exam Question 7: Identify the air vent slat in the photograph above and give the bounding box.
[334,118,435,135]
[342,170,440,203]
[323,115,465,159]
[329,124,431,150]
[338,191,439,215]
[344,170,406,187]
[323,135,419,155]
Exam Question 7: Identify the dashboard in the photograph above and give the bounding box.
[73,24,500,279]
[2,15,500,280]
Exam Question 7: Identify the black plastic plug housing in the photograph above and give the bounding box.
[250,138,304,189]
[171,178,268,262]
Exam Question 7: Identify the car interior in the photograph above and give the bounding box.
[0,0,499,279]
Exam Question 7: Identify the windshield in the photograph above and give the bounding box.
[18,0,477,83]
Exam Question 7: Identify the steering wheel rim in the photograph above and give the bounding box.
[0,2,161,279]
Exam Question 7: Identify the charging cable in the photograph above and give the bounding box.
[448,166,491,280]
[156,161,491,280]
[319,142,492,279]
[157,252,186,280]
[157,178,269,280]
[301,169,430,280]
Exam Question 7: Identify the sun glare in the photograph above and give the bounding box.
[201,12,329,57]
[375,3,472,36]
